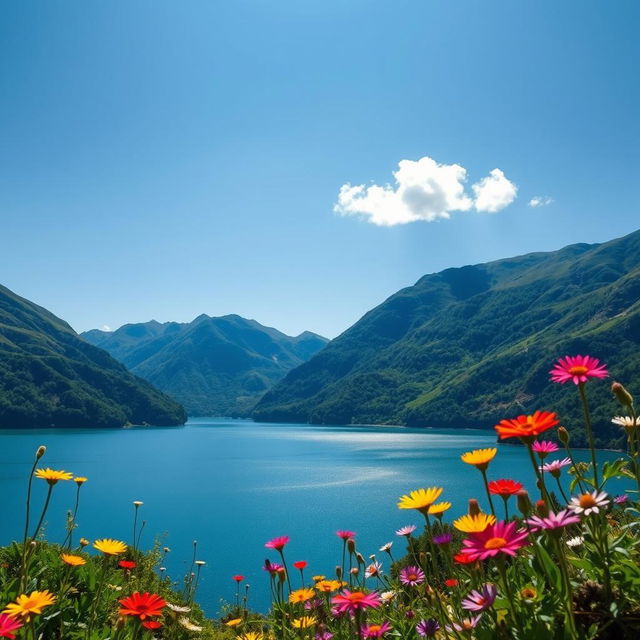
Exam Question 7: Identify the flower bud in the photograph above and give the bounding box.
[347,538,356,554]
[517,489,532,516]
[350,567,359,576]
[36,445,46,459]
[535,499,549,517]
[419,552,427,565]
[557,426,570,445]
[612,382,634,408]
[335,566,342,579]
[468,499,481,516]
[355,552,365,565]
[80,538,89,547]
[277,568,286,583]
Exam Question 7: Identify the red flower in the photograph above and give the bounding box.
[265,536,290,551]
[494,411,559,441]
[119,592,167,620]
[293,561,308,570]
[232,574,244,582]
[0,614,22,639]
[453,553,476,565]
[142,620,163,629]
[118,560,137,570]
[336,530,356,540]
[488,479,523,497]
[444,579,459,587]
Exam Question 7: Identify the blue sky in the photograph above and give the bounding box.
[1,1,638,339]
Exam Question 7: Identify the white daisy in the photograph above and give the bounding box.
[568,490,609,516]
[611,416,640,429]
[566,536,584,548]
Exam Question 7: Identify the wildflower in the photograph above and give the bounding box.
[379,542,393,552]
[61,553,86,566]
[93,538,127,555]
[240,633,264,640]
[133,500,143,507]
[550,355,608,385]
[416,619,440,637]
[34,468,73,485]
[395,525,416,537]
[494,411,559,440]
[118,592,166,620]
[74,476,88,485]
[432,533,453,546]
[461,584,497,611]
[399,566,425,586]
[361,621,391,637]
[531,441,559,459]
[566,536,584,548]
[225,618,242,627]
[178,617,203,631]
[142,621,163,629]
[167,603,191,612]
[3,591,56,621]
[444,578,459,587]
[331,590,381,614]
[488,479,523,496]
[614,494,628,504]
[79,538,89,547]
[612,416,640,431]
[446,615,482,633]
[289,588,316,603]
[263,560,283,575]
[520,587,538,601]
[428,501,452,516]
[461,448,497,470]
[453,512,496,533]
[195,560,205,566]
[461,521,529,561]
[526,509,580,532]
[316,580,342,593]
[453,553,476,565]
[380,591,396,604]
[118,560,137,570]
[540,457,572,477]
[397,487,444,513]
[336,530,355,540]
[292,616,316,628]
[569,490,610,516]
[0,614,22,639]
[293,560,308,570]
[264,536,289,550]
[315,632,334,640]
[232,574,244,582]
[365,562,383,578]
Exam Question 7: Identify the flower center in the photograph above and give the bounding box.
[407,573,418,581]
[568,365,589,375]
[22,598,37,610]
[484,536,507,550]
[579,494,596,508]
[348,592,365,602]
[369,626,381,632]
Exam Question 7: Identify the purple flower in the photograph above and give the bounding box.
[614,494,628,504]
[316,633,334,640]
[461,584,497,612]
[399,565,425,586]
[526,509,580,532]
[432,533,453,546]
[416,619,440,637]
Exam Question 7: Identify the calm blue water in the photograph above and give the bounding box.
[0,420,627,614]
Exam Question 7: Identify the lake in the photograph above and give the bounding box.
[0,419,626,614]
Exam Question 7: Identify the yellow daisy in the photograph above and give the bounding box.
[315,580,342,593]
[74,476,88,485]
[34,468,73,485]
[225,618,243,627]
[460,448,497,470]
[3,590,56,621]
[397,487,444,512]
[453,512,496,533]
[428,501,452,516]
[292,616,316,629]
[93,538,127,555]
[312,575,326,582]
[240,633,264,640]
[289,588,316,603]
[61,553,86,566]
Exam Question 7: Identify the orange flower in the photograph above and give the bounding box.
[118,592,166,620]
[494,411,559,441]
[61,554,86,566]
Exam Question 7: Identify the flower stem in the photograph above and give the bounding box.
[578,383,599,488]
[480,469,496,516]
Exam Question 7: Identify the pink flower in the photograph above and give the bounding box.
[461,584,497,612]
[263,560,284,575]
[360,621,392,638]
[531,440,559,459]
[526,509,580,532]
[395,525,416,537]
[540,457,572,477]
[550,355,608,385]
[0,614,23,639]
[446,615,482,633]
[399,565,425,586]
[336,530,356,540]
[461,521,529,561]
[265,536,290,551]
[331,590,381,615]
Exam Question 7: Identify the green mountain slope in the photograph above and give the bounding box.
[0,284,187,428]
[82,315,328,416]
[253,229,640,448]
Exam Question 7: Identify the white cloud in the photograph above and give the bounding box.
[334,156,517,226]
[528,196,553,208]
[101,324,112,332]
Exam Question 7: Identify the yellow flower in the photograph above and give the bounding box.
[34,468,73,485]
[428,501,452,516]
[61,553,86,566]
[312,575,326,582]
[240,632,264,640]
[289,588,315,603]
[453,512,496,533]
[3,590,56,621]
[93,538,127,555]
[460,448,497,470]
[226,618,243,627]
[292,616,316,629]
[74,476,88,485]
[397,487,444,512]
[315,580,342,593]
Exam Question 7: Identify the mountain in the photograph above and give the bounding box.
[253,229,640,448]
[82,316,328,416]
[0,284,187,428]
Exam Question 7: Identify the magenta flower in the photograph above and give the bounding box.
[550,355,608,385]
[540,457,572,477]
[526,509,580,532]
[262,560,284,575]
[416,619,440,637]
[446,615,482,633]
[531,440,559,459]
[360,621,392,638]
[331,590,381,615]
[316,633,334,640]
[265,536,290,551]
[395,525,417,537]
[461,584,497,612]
[461,521,529,561]
[432,533,453,545]
[614,494,628,504]
[336,530,356,540]
[0,614,23,639]
[399,565,425,586]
